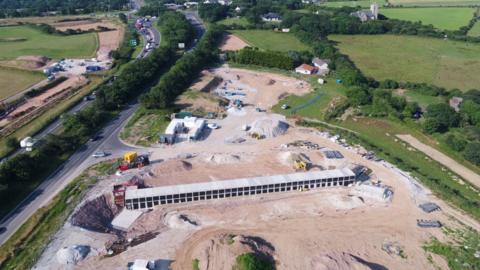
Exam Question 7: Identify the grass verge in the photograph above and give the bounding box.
[424,227,480,270]
[0,160,115,269]
[120,107,173,147]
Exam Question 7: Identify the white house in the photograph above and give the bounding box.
[312,57,329,75]
[261,12,282,22]
[295,64,317,75]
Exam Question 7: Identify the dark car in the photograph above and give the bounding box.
[89,135,103,142]
[0,227,6,234]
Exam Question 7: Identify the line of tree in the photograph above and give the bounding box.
[0,0,129,18]
[0,9,204,217]
[141,25,225,109]
[198,3,230,22]
[226,47,295,70]
[25,77,68,98]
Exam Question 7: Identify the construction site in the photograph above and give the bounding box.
[33,66,480,270]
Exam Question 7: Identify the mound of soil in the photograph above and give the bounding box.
[249,117,289,138]
[191,234,275,270]
[71,194,119,233]
[16,55,49,69]
[311,251,384,270]
[151,160,193,176]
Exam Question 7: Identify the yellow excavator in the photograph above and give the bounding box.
[291,153,310,171]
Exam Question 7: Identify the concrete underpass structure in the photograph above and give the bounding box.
[125,168,357,210]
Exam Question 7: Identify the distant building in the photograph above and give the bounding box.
[350,3,378,22]
[295,64,317,75]
[261,12,282,22]
[312,57,329,75]
[449,96,463,112]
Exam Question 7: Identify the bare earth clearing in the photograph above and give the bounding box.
[54,20,124,61]
[34,67,478,270]
[219,34,249,51]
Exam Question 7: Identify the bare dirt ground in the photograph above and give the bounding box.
[0,55,51,71]
[219,34,249,51]
[397,134,480,189]
[54,20,124,61]
[209,66,310,109]
[0,76,87,127]
[34,67,479,270]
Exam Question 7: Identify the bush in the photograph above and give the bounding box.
[445,134,467,152]
[463,142,480,165]
[233,253,274,270]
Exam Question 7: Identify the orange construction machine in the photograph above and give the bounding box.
[118,152,150,171]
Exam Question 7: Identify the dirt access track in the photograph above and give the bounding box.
[397,134,480,189]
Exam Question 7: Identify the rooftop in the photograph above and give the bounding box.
[125,168,355,199]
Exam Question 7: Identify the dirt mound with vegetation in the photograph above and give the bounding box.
[189,234,275,270]
[70,194,119,233]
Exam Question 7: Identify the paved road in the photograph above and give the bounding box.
[0,15,161,245]
[0,10,205,246]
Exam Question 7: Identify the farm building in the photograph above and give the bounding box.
[295,64,317,75]
[124,168,357,209]
[312,58,330,75]
[261,12,282,22]
[164,116,206,141]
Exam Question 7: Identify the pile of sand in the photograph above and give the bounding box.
[310,252,379,270]
[56,245,90,265]
[277,151,310,166]
[325,194,364,210]
[205,154,241,164]
[249,117,288,138]
[350,184,394,202]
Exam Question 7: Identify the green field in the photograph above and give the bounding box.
[322,0,385,7]
[0,25,98,60]
[230,30,310,52]
[389,0,480,6]
[468,20,480,36]
[330,34,480,90]
[0,68,44,99]
[218,17,250,26]
[396,89,445,108]
[272,76,348,118]
[381,7,475,30]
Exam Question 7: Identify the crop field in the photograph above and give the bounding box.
[330,34,480,90]
[381,7,475,30]
[468,21,480,36]
[389,0,480,6]
[322,0,386,7]
[0,68,44,100]
[0,25,98,60]
[230,30,310,52]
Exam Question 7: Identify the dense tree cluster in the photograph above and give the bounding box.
[158,11,195,48]
[227,47,295,70]
[198,3,229,22]
[0,0,128,18]
[141,25,224,108]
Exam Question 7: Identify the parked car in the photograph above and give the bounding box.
[92,151,107,158]
[90,134,103,142]
[208,123,220,129]
[281,104,289,110]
